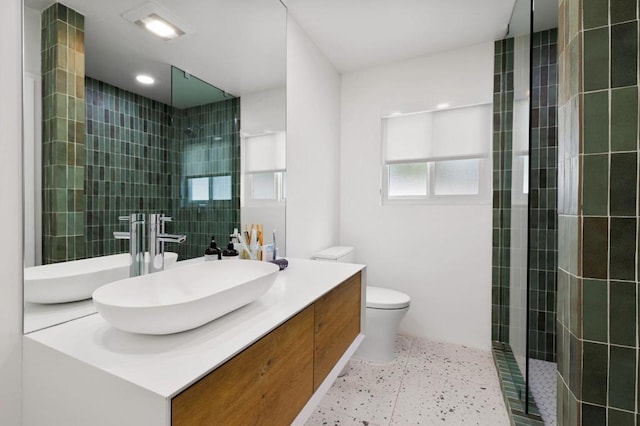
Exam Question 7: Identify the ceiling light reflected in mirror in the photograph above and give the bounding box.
[135,74,155,84]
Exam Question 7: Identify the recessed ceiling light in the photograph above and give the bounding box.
[136,74,155,85]
[436,103,450,109]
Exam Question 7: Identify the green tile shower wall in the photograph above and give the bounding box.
[84,77,174,257]
[558,0,640,424]
[492,38,514,342]
[528,29,559,363]
[169,98,241,260]
[84,77,240,260]
[41,3,85,264]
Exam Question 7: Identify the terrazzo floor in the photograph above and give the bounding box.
[528,360,557,426]
[306,335,510,425]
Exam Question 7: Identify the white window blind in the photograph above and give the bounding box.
[244,131,286,173]
[382,103,491,202]
[384,113,432,162]
[383,104,491,162]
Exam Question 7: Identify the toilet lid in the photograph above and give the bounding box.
[366,286,411,309]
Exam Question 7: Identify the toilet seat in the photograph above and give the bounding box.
[366,286,410,310]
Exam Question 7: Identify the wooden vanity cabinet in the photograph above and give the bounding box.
[171,272,362,426]
[172,306,315,426]
[313,271,362,390]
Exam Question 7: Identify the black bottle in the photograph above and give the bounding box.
[204,236,222,260]
[222,239,239,259]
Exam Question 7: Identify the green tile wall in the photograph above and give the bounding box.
[169,98,241,259]
[492,37,515,343]
[41,3,85,264]
[558,0,640,424]
[84,77,174,257]
[529,29,559,362]
[84,77,240,260]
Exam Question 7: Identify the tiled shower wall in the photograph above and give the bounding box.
[169,99,241,259]
[84,78,175,257]
[492,30,560,364]
[557,0,640,424]
[492,37,515,343]
[528,29,559,362]
[41,3,85,263]
[84,77,240,260]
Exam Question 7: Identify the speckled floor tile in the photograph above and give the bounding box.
[406,338,500,388]
[308,335,510,426]
[316,357,405,424]
[306,406,381,426]
[391,373,510,425]
[528,359,556,426]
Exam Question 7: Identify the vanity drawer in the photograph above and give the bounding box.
[313,271,362,390]
[171,305,315,426]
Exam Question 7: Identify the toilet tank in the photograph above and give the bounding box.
[313,246,354,263]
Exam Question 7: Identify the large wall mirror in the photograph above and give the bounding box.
[23,0,286,333]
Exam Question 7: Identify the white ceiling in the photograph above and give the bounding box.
[284,0,517,73]
[25,0,286,105]
[24,0,559,103]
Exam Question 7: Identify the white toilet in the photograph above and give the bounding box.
[313,246,411,363]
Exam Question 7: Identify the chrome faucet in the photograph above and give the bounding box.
[149,214,187,274]
[113,213,146,277]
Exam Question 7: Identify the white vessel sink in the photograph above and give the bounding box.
[92,260,280,335]
[25,252,178,304]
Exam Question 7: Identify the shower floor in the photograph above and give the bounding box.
[528,359,557,425]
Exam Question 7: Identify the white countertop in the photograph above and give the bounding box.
[24,299,96,333]
[25,258,365,399]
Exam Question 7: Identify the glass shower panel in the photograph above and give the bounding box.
[510,34,531,382]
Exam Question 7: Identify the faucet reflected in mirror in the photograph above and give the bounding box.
[114,213,186,277]
[113,213,146,277]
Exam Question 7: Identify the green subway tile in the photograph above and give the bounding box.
[582,154,608,215]
[582,342,608,404]
[611,22,638,88]
[583,28,610,91]
[583,279,607,342]
[55,93,68,119]
[53,164,67,189]
[583,0,609,29]
[611,0,638,24]
[610,280,637,346]
[582,403,606,426]
[583,91,609,153]
[56,44,67,70]
[52,189,66,213]
[611,87,638,151]
[610,153,637,216]
[582,217,609,279]
[610,219,637,281]
[609,345,636,410]
[608,408,635,425]
[55,20,67,46]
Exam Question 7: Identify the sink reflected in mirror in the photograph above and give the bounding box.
[24,252,179,304]
[22,0,286,333]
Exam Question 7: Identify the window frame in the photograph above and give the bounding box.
[244,170,286,206]
[184,173,234,206]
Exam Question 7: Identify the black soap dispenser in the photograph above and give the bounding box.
[222,238,239,260]
[204,236,222,261]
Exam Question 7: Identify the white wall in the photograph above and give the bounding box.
[340,43,494,350]
[285,16,341,258]
[0,0,24,423]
